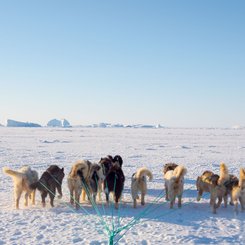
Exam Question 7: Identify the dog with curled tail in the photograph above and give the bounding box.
[164,165,187,209]
[131,167,153,208]
[3,166,38,209]
[231,168,245,214]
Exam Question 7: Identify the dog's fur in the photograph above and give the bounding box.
[131,167,153,208]
[196,170,215,201]
[98,154,123,200]
[231,168,245,213]
[3,166,39,209]
[104,164,125,209]
[163,163,178,175]
[30,165,64,207]
[196,163,230,213]
[78,163,105,204]
[99,155,123,176]
[67,160,92,209]
[164,165,187,208]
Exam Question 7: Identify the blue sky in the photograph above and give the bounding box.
[0,1,244,127]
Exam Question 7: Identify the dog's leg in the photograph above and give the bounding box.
[239,196,245,212]
[114,194,120,209]
[31,190,36,205]
[49,186,56,207]
[141,193,145,206]
[97,181,102,201]
[57,184,62,199]
[165,183,169,201]
[211,195,217,214]
[133,199,137,208]
[170,199,174,209]
[24,192,29,207]
[105,192,109,205]
[233,198,239,214]
[69,187,74,205]
[197,189,203,201]
[81,189,86,201]
[41,192,48,207]
[14,187,22,209]
[223,194,228,208]
[177,195,182,208]
[75,189,81,209]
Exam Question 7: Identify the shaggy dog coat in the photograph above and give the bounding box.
[164,165,187,208]
[67,160,92,209]
[98,155,123,200]
[3,166,38,209]
[196,170,215,201]
[104,164,125,209]
[131,167,153,208]
[196,163,230,213]
[30,165,64,207]
[231,168,245,213]
[77,163,105,204]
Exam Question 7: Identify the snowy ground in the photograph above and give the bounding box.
[0,127,245,244]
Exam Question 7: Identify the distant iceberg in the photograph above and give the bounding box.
[7,119,41,127]
[47,119,71,128]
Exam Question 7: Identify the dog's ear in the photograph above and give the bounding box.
[61,167,64,172]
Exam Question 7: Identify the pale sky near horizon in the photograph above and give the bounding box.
[0,1,245,127]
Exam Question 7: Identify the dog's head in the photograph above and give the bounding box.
[90,163,105,181]
[99,157,113,176]
[113,155,123,168]
[209,174,220,186]
[163,163,178,175]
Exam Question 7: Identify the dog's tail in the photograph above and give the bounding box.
[2,167,25,179]
[135,167,153,181]
[172,165,187,181]
[239,168,245,188]
[218,162,229,185]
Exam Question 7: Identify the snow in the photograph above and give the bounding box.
[0,127,245,244]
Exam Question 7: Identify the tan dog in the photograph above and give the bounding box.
[231,168,245,214]
[164,165,187,208]
[196,170,215,201]
[3,166,38,209]
[131,167,153,208]
[79,163,105,203]
[67,160,92,209]
[196,163,230,213]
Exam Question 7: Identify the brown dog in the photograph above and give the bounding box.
[196,163,230,213]
[231,168,245,213]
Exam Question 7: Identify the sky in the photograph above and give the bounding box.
[0,1,245,127]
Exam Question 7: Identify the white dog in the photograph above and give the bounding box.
[164,165,187,208]
[232,168,245,214]
[131,167,153,208]
[3,166,38,209]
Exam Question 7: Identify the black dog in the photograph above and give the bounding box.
[104,164,125,209]
[99,155,123,176]
[30,165,65,207]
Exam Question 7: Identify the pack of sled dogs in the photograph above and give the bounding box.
[2,157,245,214]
